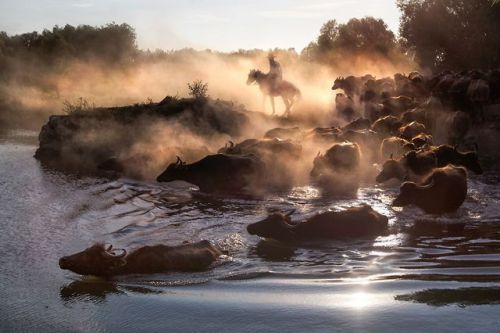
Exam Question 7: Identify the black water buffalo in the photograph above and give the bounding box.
[335,93,358,121]
[339,129,381,162]
[218,138,302,158]
[332,76,364,97]
[399,121,428,140]
[400,104,434,129]
[342,117,371,131]
[380,137,415,160]
[392,165,467,214]
[467,78,490,121]
[382,95,416,116]
[59,241,223,277]
[372,115,403,136]
[264,127,302,140]
[310,142,362,194]
[430,145,482,174]
[376,150,437,183]
[411,133,433,149]
[311,142,361,178]
[246,205,388,242]
[304,127,342,144]
[157,154,264,193]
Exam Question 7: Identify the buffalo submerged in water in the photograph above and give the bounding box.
[156,154,265,193]
[247,205,388,242]
[392,165,468,214]
[59,241,224,277]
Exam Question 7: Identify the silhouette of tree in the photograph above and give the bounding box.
[397,0,500,70]
[301,17,398,62]
[0,23,137,68]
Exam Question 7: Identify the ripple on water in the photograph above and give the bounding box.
[57,173,500,286]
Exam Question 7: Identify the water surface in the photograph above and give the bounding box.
[1,130,500,332]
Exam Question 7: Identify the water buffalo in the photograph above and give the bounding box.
[217,138,302,191]
[342,117,371,131]
[246,205,388,242]
[264,126,302,140]
[59,241,223,277]
[311,142,361,177]
[400,104,434,129]
[335,93,358,121]
[430,145,482,174]
[157,154,265,193]
[467,78,490,121]
[218,138,302,158]
[332,76,363,97]
[339,129,381,162]
[399,121,427,140]
[310,142,362,194]
[411,133,433,149]
[372,115,403,136]
[382,95,416,116]
[380,137,415,160]
[304,127,342,144]
[363,101,385,123]
[376,150,437,183]
[392,165,467,214]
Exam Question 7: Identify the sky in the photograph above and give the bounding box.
[0,0,401,52]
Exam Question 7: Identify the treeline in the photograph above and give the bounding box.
[1,0,498,76]
[303,0,499,71]
[397,0,500,71]
[0,23,136,68]
[0,0,499,129]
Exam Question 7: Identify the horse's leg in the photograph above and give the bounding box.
[270,96,275,115]
[282,95,290,117]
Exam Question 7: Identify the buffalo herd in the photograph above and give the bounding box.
[61,70,496,277]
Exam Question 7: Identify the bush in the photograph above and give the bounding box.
[62,97,95,115]
[187,80,208,99]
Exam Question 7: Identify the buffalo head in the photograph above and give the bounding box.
[459,147,483,175]
[376,158,406,183]
[156,156,187,182]
[59,243,127,276]
[392,181,419,207]
[247,210,296,241]
[332,77,344,90]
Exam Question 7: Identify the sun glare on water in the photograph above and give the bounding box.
[346,292,375,309]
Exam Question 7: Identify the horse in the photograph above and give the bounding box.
[247,69,300,117]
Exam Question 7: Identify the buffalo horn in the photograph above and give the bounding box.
[111,249,127,258]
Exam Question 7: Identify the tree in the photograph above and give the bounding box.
[397,0,500,71]
[301,17,398,62]
[336,18,396,54]
[317,20,339,54]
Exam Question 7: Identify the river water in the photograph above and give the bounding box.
[1,130,500,332]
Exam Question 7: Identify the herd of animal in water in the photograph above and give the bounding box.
[60,70,498,278]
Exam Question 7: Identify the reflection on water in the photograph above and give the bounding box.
[60,279,123,303]
[2,130,500,331]
[395,287,500,307]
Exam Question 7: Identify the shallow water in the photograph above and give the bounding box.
[1,130,500,332]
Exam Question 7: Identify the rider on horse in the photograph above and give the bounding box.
[268,53,282,92]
